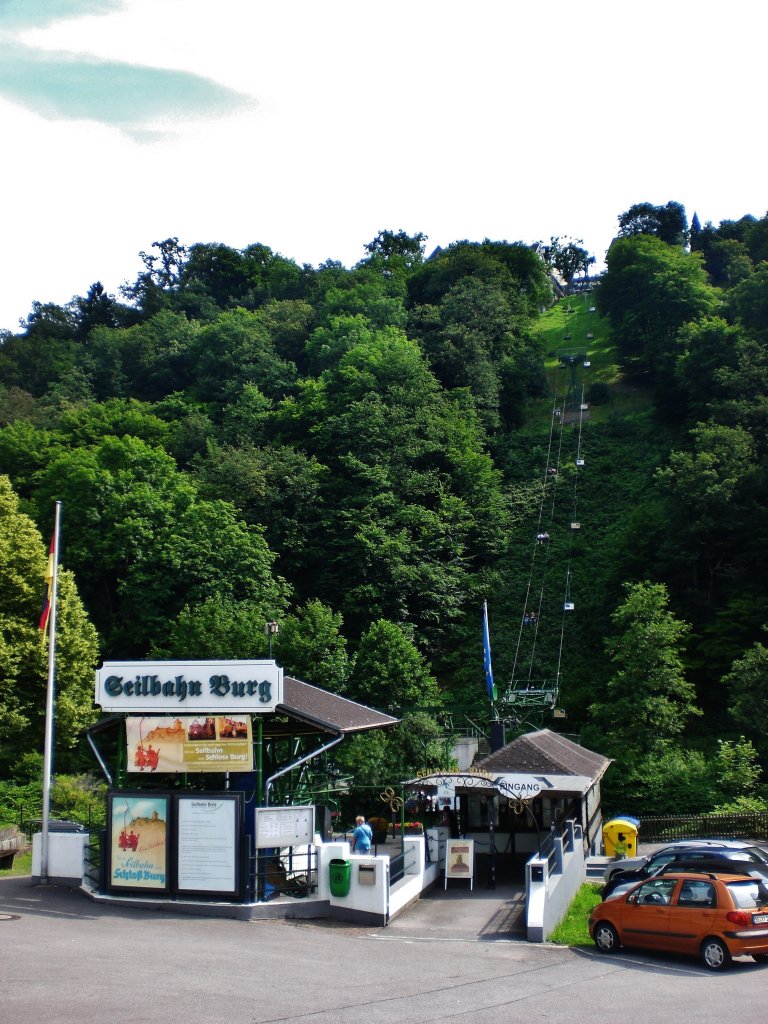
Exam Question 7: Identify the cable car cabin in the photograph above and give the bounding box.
[580,403,589,410]
[583,359,591,366]
[564,602,575,611]
[575,458,585,467]
[586,334,593,341]
[589,306,596,312]
[570,521,581,530]
[563,333,572,340]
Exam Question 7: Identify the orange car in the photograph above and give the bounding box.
[589,872,768,970]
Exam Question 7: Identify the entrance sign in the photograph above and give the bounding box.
[445,838,474,890]
[254,806,315,849]
[176,794,241,898]
[106,791,170,894]
[95,660,283,712]
[125,715,253,773]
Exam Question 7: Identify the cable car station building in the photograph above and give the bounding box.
[38,660,610,939]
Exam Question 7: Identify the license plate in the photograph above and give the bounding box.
[753,914,768,925]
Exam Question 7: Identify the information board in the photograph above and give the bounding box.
[254,806,314,849]
[175,793,241,898]
[444,838,474,890]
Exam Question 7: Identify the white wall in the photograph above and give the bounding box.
[32,831,88,886]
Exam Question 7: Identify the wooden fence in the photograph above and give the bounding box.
[638,812,768,844]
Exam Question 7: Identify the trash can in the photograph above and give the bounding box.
[329,858,351,898]
[602,817,639,858]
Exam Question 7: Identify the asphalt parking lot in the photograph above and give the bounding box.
[2,873,767,1024]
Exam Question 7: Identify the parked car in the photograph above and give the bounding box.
[603,847,768,900]
[589,872,768,970]
[603,838,765,882]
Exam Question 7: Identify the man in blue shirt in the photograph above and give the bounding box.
[352,815,372,853]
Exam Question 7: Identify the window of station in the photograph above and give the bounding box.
[466,794,498,828]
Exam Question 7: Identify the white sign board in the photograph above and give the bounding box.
[445,838,474,890]
[176,796,239,896]
[254,806,315,849]
[95,660,283,713]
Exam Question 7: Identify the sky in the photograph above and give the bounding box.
[0,0,765,332]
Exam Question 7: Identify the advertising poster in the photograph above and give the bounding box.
[107,792,170,893]
[445,838,474,890]
[176,794,241,898]
[125,716,253,773]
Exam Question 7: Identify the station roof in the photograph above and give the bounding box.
[404,729,610,798]
[277,676,398,736]
[476,729,610,780]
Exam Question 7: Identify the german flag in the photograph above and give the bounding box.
[39,533,55,631]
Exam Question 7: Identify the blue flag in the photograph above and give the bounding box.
[482,601,497,701]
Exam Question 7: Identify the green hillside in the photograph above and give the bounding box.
[1,211,767,817]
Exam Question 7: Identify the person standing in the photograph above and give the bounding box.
[351,815,373,853]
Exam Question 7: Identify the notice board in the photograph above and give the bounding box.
[175,793,241,898]
[254,806,314,849]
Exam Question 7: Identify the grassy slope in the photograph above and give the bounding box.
[503,296,674,723]
[534,292,646,423]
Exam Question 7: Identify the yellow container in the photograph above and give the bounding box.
[602,818,638,858]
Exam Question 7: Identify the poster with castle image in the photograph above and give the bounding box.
[445,839,474,890]
[107,793,170,893]
[125,716,253,773]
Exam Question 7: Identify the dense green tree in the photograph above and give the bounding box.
[673,318,741,420]
[334,621,449,794]
[86,310,199,400]
[121,237,188,316]
[711,737,762,805]
[407,239,552,316]
[655,422,756,537]
[347,619,442,712]
[276,331,507,645]
[155,595,270,660]
[726,263,768,342]
[617,200,688,246]
[724,641,768,759]
[70,282,124,340]
[361,229,427,270]
[597,234,718,380]
[409,275,544,434]
[272,599,350,693]
[30,436,289,654]
[589,581,700,756]
[0,476,99,774]
[0,420,62,496]
[537,236,595,284]
[188,308,297,404]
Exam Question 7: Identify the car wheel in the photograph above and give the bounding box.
[593,921,620,953]
[700,937,732,971]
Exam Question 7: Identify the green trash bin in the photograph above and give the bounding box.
[329,858,351,897]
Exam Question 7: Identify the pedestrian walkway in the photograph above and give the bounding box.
[385,879,526,941]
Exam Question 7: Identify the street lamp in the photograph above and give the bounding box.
[265,620,279,659]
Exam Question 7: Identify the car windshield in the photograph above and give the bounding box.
[727,880,768,909]
[742,846,768,865]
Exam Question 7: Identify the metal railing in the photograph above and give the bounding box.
[637,811,768,843]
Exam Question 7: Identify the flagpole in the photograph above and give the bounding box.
[40,500,62,885]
